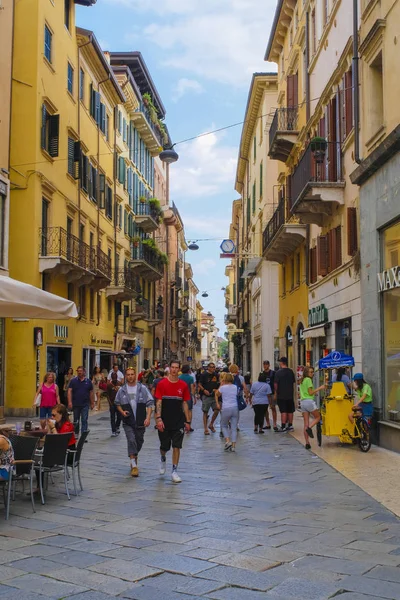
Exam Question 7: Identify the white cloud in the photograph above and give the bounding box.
[191,258,217,275]
[113,0,278,86]
[172,78,204,102]
[169,127,237,200]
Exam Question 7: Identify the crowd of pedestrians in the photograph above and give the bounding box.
[28,356,369,489]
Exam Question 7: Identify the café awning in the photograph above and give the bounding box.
[302,325,326,339]
[0,276,78,319]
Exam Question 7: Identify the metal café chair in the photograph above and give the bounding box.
[34,432,72,505]
[9,434,39,514]
[67,430,89,496]
[0,470,13,520]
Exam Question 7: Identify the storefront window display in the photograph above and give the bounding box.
[382,221,400,422]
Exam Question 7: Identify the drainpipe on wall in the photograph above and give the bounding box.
[353,0,362,164]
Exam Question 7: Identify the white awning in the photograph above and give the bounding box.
[0,276,78,319]
[241,258,261,278]
[302,325,326,339]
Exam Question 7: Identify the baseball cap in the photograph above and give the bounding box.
[353,372,364,381]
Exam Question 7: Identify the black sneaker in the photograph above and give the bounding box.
[306,427,314,439]
[305,443,311,450]
[273,426,280,432]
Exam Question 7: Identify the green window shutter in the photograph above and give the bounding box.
[118,157,124,184]
[259,162,263,198]
[90,84,95,118]
[100,103,106,134]
[246,196,250,224]
[253,136,256,161]
[252,182,256,213]
[124,210,128,234]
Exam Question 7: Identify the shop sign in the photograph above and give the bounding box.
[377,266,400,292]
[308,304,328,327]
[90,334,114,347]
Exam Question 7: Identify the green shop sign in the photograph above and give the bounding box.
[308,304,328,327]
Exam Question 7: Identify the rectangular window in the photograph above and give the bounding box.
[90,84,101,125]
[89,165,97,202]
[317,235,328,277]
[309,246,317,284]
[291,256,295,289]
[369,51,384,138]
[311,10,316,55]
[100,102,106,134]
[90,289,95,321]
[80,154,89,192]
[41,105,59,157]
[79,286,86,318]
[67,283,74,302]
[65,0,71,31]
[67,63,74,95]
[108,299,112,321]
[259,162,263,199]
[79,68,84,101]
[296,252,301,285]
[347,207,358,256]
[44,25,52,62]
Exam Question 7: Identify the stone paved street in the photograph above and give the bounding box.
[1,406,400,599]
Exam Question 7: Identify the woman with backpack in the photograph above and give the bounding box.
[229,364,248,432]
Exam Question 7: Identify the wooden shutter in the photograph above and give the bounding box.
[345,69,353,137]
[41,104,47,150]
[317,235,328,277]
[327,99,337,181]
[347,207,358,256]
[67,137,74,176]
[100,103,106,133]
[72,141,81,180]
[48,114,59,157]
[327,229,334,273]
[310,247,317,284]
[335,225,342,268]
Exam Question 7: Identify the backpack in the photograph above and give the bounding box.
[233,375,247,411]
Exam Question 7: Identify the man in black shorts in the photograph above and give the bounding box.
[198,363,220,434]
[155,360,191,483]
[274,356,296,432]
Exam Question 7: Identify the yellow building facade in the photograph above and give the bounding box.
[7,1,167,415]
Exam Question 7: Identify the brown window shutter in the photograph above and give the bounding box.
[327,230,335,273]
[335,226,342,268]
[345,69,353,137]
[310,247,317,284]
[317,235,328,277]
[347,207,358,256]
[319,116,326,138]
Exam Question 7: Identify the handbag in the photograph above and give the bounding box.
[237,391,247,411]
[34,393,41,407]
[99,381,107,391]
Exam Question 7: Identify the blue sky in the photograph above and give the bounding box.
[76,0,277,333]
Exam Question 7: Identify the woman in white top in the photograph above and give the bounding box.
[215,373,239,452]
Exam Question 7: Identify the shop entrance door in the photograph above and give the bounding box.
[46,346,72,405]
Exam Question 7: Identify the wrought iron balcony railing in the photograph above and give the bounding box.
[289,141,343,211]
[110,269,141,294]
[136,202,160,222]
[136,102,164,147]
[131,242,164,276]
[96,247,111,280]
[262,197,286,252]
[39,227,95,273]
[269,107,298,147]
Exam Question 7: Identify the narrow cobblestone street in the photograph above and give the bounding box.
[1,407,400,600]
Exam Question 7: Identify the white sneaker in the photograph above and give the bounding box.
[159,460,166,475]
[111,432,117,437]
[171,470,182,483]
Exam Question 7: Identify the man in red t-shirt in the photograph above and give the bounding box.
[155,360,191,483]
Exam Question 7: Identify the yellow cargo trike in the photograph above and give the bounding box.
[316,351,371,452]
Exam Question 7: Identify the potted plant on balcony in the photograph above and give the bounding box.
[139,195,147,203]
[148,197,163,222]
[142,92,152,107]
[132,236,140,248]
[310,136,327,164]
[142,237,157,250]
[159,251,169,265]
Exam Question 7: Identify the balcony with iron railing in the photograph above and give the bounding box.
[131,297,163,326]
[226,305,237,324]
[131,102,164,154]
[39,227,96,285]
[105,268,141,301]
[262,197,307,264]
[289,140,345,226]
[94,246,112,289]
[134,201,161,233]
[130,242,164,281]
[268,107,299,162]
